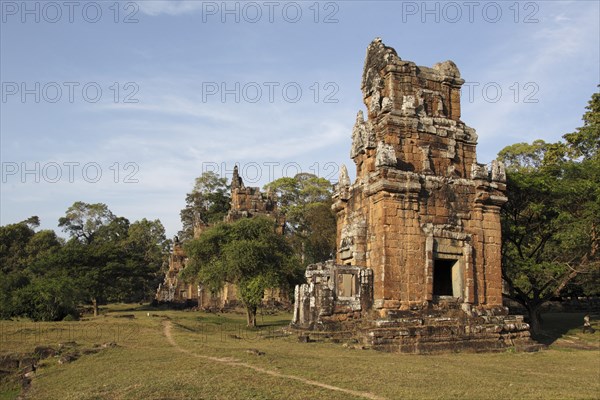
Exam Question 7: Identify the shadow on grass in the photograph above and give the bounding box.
[533,312,597,345]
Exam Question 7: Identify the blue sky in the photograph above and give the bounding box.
[1,0,598,238]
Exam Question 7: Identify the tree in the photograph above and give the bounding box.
[265,174,336,265]
[183,216,300,327]
[179,172,230,241]
[58,203,121,315]
[0,270,30,319]
[24,229,63,263]
[302,202,337,264]
[0,220,36,274]
[58,202,116,244]
[499,89,600,335]
[9,275,78,321]
[563,88,600,159]
[120,219,170,302]
[0,219,75,321]
[497,140,550,171]
[64,214,170,313]
[57,202,169,314]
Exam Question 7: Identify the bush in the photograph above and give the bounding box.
[10,276,79,321]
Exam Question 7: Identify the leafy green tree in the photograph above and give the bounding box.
[24,229,64,263]
[22,216,40,230]
[298,202,337,265]
[57,202,170,315]
[58,202,116,244]
[0,220,35,274]
[75,219,169,312]
[499,89,600,334]
[1,207,169,320]
[497,140,550,171]
[119,218,170,302]
[0,270,31,319]
[57,203,123,315]
[10,275,78,321]
[265,173,336,265]
[179,172,230,241]
[60,239,116,316]
[0,219,75,320]
[183,216,300,327]
[563,88,600,159]
[0,217,53,274]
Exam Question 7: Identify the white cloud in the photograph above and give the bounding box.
[137,1,204,16]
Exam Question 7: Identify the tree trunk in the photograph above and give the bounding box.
[526,303,543,335]
[246,305,257,328]
[92,298,98,317]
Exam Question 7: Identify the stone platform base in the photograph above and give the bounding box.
[365,313,540,353]
[289,306,543,354]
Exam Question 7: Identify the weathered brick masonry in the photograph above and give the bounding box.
[292,39,537,353]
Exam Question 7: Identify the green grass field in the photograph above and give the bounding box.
[1,305,599,400]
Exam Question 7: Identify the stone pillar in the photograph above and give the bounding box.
[425,234,434,302]
[463,243,475,304]
[482,206,503,306]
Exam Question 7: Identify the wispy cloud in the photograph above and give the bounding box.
[462,2,598,161]
[137,1,204,16]
[103,95,238,124]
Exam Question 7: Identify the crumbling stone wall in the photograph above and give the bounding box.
[156,237,238,307]
[292,261,373,329]
[155,239,198,303]
[333,38,507,315]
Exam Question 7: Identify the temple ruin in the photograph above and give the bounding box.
[291,39,535,353]
[156,166,286,308]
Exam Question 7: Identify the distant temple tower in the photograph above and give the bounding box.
[226,166,282,230]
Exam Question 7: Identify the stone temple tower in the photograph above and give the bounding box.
[333,38,508,314]
[291,39,535,353]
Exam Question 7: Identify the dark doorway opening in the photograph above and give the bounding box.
[433,259,456,296]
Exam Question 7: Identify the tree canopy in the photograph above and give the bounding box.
[0,204,170,320]
[499,88,600,334]
[183,216,301,326]
[58,202,116,244]
[265,173,336,265]
[179,172,230,241]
